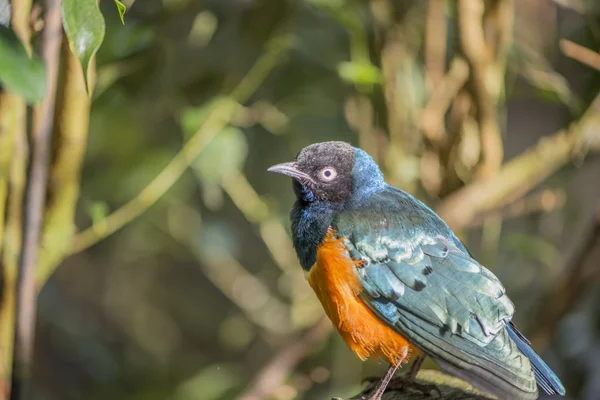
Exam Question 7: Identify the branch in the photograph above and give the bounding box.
[0,83,27,400]
[0,93,18,263]
[436,92,600,230]
[65,37,290,260]
[0,92,23,398]
[344,370,493,400]
[10,0,61,398]
[0,0,31,391]
[559,39,600,72]
[420,57,470,146]
[425,0,447,93]
[457,0,508,179]
[35,37,93,287]
[237,319,332,400]
[465,188,565,228]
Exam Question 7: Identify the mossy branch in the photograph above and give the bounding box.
[11,0,62,397]
[0,93,26,398]
[343,370,494,400]
[0,93,19,261]
[36,37,93,287]
[0,1,32,391]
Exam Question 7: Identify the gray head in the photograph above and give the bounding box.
[268,141,384,203]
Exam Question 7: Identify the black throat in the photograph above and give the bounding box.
[290,198,337,271]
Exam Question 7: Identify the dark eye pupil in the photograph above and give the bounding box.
[324,170,331,177]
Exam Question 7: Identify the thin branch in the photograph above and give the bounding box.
[236,318,332,400]
[420,57,470,146]
[65,37,290,260]
[425,0,447,93]
[436,92,600,230]
[466,189,566,228]
[10,0,61,398]
[457,0,506,179]
[559,39,600,72]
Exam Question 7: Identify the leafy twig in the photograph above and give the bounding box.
[10,0,61,398]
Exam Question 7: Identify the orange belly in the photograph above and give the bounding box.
[306,229,416,366]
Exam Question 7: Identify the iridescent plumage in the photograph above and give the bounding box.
[269,141,565,400]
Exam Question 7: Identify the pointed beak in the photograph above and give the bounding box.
[267,162,314,183]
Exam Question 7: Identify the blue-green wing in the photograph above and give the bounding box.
[333,186,539,399]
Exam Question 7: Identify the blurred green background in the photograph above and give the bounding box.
[5,0,599,399]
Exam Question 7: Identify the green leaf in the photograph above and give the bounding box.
[337,61,382,85]
[62,0,106,94]
[114,0,126,24]
[0,25,46,103]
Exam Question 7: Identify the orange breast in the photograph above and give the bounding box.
[306,229,416,366]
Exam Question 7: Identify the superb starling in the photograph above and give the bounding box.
[268,141,565,400]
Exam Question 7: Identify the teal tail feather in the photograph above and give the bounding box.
[507,323,566,396]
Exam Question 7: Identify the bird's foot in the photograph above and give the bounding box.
[387,376,442,398]
[358,378,440,399]
[356,378,386,400]
[359,376,442,399]
[356,388,385,400]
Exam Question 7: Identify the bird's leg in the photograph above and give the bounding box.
[363,363,399,400]
[407,353,425,379]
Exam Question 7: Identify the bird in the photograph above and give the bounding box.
[267,141,566,400]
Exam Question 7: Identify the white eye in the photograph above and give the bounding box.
[319,167,337,182]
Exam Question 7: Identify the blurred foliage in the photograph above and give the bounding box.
[0,0,599,400]
[0,25,45,102]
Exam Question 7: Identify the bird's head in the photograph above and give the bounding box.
[268,141,385,204]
